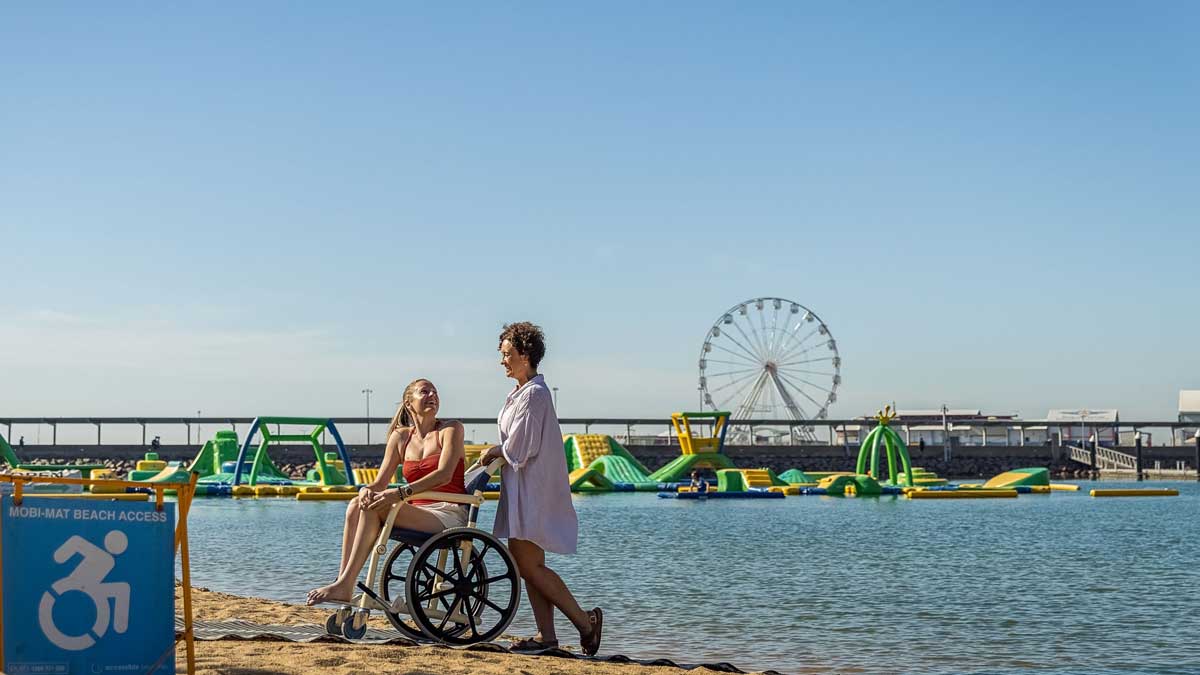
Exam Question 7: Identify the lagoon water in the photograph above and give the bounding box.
[181,481,1200,674]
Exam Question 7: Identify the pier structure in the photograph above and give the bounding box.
[2,415,1197,453]
[3,415,1198,479]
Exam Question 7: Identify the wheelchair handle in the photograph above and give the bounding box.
[465,456,506,476]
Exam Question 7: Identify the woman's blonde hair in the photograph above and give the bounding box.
[387,378,432,437]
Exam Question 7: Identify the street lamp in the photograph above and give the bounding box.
[196,410,202,443]
[362,388,374,445]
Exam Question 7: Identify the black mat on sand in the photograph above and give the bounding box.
[174,618,783,674]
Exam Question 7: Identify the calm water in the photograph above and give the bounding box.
[179,482,1200,674]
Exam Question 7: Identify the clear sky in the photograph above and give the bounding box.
[2,2,1198,435]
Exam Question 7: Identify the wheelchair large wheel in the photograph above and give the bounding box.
[378,541,429,641]
[405,527,521,645]
[395,550,488,641]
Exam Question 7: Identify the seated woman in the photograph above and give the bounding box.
[689,470,709,494]
[307,378,467,606]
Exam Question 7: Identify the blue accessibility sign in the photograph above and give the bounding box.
[1,496,175,674]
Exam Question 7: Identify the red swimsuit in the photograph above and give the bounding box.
[401,423,465,506]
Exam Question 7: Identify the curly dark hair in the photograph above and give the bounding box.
[499,322,546,371]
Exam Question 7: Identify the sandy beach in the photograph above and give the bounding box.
[174,586,757,675]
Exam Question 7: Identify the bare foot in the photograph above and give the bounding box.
[306,582,353,606]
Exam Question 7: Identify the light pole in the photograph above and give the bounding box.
[196,410,202,444]
[362,388,374,446]
[1089,434,1098,481]
[552,387,559,411]
[941,403,950,463]
[1134,431,1143,482]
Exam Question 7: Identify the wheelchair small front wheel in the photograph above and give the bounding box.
[341,610,368,640]
[324,612,343,636]
[405,527,521,645]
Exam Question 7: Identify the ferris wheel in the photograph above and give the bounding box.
[698,297,841,441]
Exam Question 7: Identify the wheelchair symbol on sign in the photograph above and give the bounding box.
[37,531,131,651]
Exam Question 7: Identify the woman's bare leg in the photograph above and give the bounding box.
[308,507,384,605]
[523,580,558,643]
[309,502,447,605]
[508,538,590,638]
[339,500,361,575]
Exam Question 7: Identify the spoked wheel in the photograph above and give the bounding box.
[378,541,430,641]
[405,527,521,645]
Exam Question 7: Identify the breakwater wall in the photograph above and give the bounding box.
[13,442,1200,479]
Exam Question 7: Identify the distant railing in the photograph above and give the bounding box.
[1068,444,1138,471]
[2,416,1197,448]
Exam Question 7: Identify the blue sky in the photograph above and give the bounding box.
[2,1,1197,435]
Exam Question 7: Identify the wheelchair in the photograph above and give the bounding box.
[324,458,521,645]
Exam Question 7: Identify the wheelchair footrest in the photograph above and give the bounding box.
[356,582,384,604]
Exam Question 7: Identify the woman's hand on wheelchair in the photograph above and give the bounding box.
[481,445,504,464]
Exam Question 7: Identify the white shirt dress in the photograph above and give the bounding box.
[493,374,578,554]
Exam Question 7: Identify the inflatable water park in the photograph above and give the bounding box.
[0,408,1181,501]
[2,417,364,499]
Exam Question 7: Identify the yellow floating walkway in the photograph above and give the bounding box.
[1090,489,1178,497]
[905,489,1017,499]
[18,492,150,501]
[297,491,358,501]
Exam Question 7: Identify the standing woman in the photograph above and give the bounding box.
[481,322,603,655]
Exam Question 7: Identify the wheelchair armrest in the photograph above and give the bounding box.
[406,490,483,506]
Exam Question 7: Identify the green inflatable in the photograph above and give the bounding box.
[779,468,817,484]
[855,406,916,487]
[821,473,882,496]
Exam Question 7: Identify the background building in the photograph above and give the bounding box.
[1046,409,1119,445]
[1178,390,1200,444]
[837,409,1026,447]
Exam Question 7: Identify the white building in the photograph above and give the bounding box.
[1178,390,1200,443]
[1046,409,1118,445]
[1180,391,1200,424]
[837,409,1032,447]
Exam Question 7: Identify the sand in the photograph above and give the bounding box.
[174,586,743,675]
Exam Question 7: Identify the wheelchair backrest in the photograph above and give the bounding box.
[463,466,492,494]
